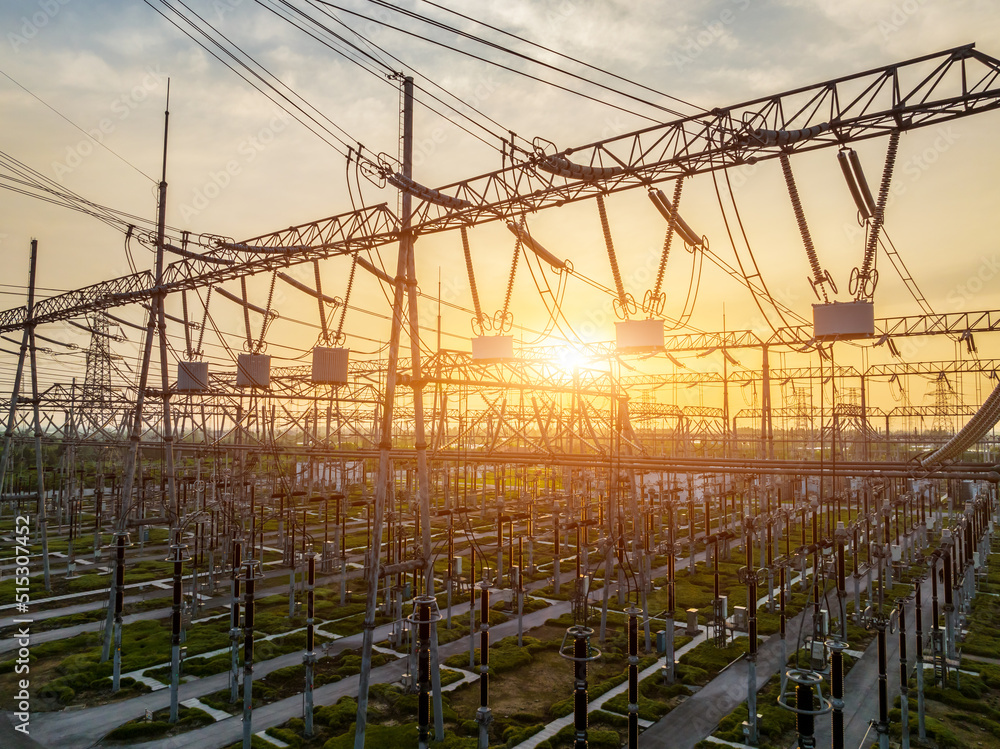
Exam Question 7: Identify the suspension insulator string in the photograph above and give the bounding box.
[255,271,277,353]
[854,129,900,301]
[335,256,357,345]
[597,192,633,319]
[496,218,522,333]
[648,177,684,316]
[313,260,329,344]
[196,287,210,357]
[461,226,486,334]
[181,289,192,359]
[779,152,832,303]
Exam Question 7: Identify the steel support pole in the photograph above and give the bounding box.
[796,679,816,749]
[230,540,241,704]
[876,623,890,749]
[570,625,593,749]
[169,532,184,723]
[898,599,910,749]
[242,563,256,749]
[744,523,759,745]
[915,572,927,741]
[627,607,639,748]
[476,582,492,749]
[829,639,846,749]
[112,532,125,691]
[417,596,432,749]
[25,239,51,593]
[304,554,316,737]
[353,74,413,749]
[102,105,168,660]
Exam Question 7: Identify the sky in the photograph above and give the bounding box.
[2,0,1000,421]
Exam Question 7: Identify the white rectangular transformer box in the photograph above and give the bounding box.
[813,300,875,339]
[311,346,349,385]
[236,353,271,389]
[472,335,514,361]
[615,318,665,351]
[177,361,209,392]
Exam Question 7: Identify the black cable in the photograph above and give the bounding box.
[143,0,358,158]
[302,0,525,151]
[0,68,157,183]
[314,0,667,123]
[263,0,505,152]
[363,0,693,118]
[414,0,704,113]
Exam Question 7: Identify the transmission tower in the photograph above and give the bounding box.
[929,373,956,434]
[81,312,118,435]
[791,385,810,432]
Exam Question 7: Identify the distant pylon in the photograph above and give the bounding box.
[81,311,119,434]
[929,373,955,434]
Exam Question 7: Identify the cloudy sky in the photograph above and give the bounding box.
[2,0,999,415]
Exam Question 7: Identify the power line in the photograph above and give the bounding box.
[300,0,520,149]
[143,0,362,160]
[313,0,672,124]
[361,0,695,118]
[414,0,704,113]
[0,68,158,183]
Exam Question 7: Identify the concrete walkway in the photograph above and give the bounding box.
[814,571,939,749]
[3,525,803,749]
[639,605,817,749]
[123,598,578,749]
[517,629,710,748]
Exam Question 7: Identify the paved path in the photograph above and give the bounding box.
[125,597,577,749]
[0,563,369,653]
[620,570,825,749]
[2,525,806,749]
[815,572,938,749]
[518,628,710,748]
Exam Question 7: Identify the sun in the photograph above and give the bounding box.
[556,346,588,371]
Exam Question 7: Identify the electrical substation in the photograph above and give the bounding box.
[3,10,1000,749]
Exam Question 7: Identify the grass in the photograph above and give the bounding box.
[198,648,397,715]
[104,705,214,742]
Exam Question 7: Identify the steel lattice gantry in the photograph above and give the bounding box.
[1,45,999,337]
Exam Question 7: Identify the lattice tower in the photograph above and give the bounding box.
[929,373,956,434]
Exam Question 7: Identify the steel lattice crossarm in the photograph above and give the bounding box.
[242,45,1000,248]
[619,364,862,388]
[2,46,999,336]
[0,204,398,333]
[767,308,1000,346]
[864,358,1000,377]
[399,44,1000,235]
[735,405,888,420]
[887,404,978,418]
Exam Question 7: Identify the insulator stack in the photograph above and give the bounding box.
[476,582,492,749]
[796,681,816,749]
[627,607,640,748]
[417,596,433,748]
[304,553,316,738]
